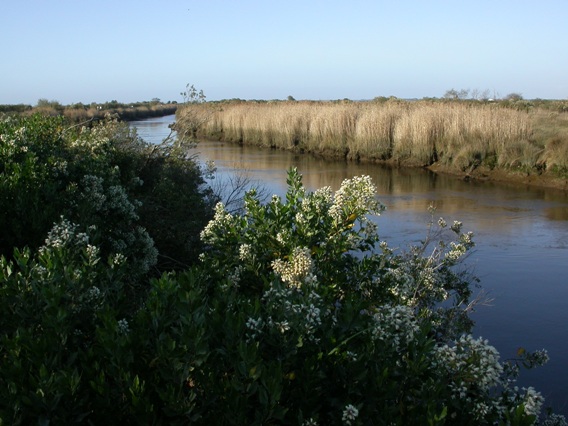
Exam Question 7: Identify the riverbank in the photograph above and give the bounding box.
[176,99,568,191]
[427,162,568,191]
[1,101,178,123]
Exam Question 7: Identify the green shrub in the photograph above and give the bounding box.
[0,111,563,424]
[182,168,555,425]
[0,113,216,274]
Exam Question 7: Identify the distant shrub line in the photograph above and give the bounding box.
[0,101,177,123]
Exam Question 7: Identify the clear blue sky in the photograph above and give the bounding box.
[2,0,567,105]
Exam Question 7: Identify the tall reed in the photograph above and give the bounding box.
[180,100,567,174]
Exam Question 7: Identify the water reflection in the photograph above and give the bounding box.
[191,140,567,239]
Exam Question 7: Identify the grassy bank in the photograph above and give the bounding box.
[177,99,568,188]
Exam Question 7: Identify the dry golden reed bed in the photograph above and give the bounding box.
[178,100,568,186]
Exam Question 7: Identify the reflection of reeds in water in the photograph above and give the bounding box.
[196,138,566,237]
[545,206,568,221]
[180,100,568,174]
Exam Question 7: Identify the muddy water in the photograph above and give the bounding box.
[132,115,568,415]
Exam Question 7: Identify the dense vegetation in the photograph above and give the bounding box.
[0,99,177,123]
[177,98,568,186]
[0,112,565,424]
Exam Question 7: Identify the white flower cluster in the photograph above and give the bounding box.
[86,286,102,302]
[117,318,130,335]
[71,126,111,154]
[443,230,475,264]
[80,175,140,222]
[0,124,30,155]
[384,267,416,305]
[433,335,503,398]
[245,316,263,340]
[271,247,317,288]
[200,202,234,244]
[42,217,89,251]
[276,231,290,245]
[519,386,544,417]
[532,348,550,366]
[225,265,244,288]
[260,285,324,342]
[371,304,419,351]
[85,244,100,264]
[238,243,253,262]
[51,159,68,177]
[417,266,448,301]
[80,175,107,211]
[342,404,359,425]
[543,414,568,426]
[300,186,333,216]
[112,253,126,266]
[329,175,383,224]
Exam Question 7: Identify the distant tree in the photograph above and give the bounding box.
[372,96,389,103]
[443,88,469,100]
[443,89,459,100]
[36,98,63,109]
[480,89,491,101]
[504,92,523,101]
[287,95,296,101]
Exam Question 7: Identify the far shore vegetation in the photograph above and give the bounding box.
[0,98,177,123]
[176,93,568,189]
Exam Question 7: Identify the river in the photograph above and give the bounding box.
[131,114,568,415]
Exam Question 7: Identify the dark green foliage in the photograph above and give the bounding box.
[0,115,560,425]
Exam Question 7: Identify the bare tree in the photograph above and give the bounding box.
[173,84,213,142]
[203,161,269,214]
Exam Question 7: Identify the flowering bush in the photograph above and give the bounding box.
[0,113,215,273]
[0,113,215,423]
[189,168,561,425]
[0,112,564,425]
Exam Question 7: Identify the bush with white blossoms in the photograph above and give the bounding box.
[0,112,217,423]
[1,111,564,424]
[192,167,562,425]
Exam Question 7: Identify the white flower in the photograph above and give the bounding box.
[112,253,126,266]
[238,243,252,261]
[433,335,503,395]
[451,220,463,233]
[342,404,359,425]
[86,286,102,302]
[271,246,314,288]
[372,305,418,350]
[532,349,549,366]
[117,318,130,334]
[86,244,99,261]
[543,414,568,426]
[329,175,383,225]
[521,386,543,417]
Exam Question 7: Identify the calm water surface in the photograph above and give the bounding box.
[132,115,568,415]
